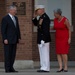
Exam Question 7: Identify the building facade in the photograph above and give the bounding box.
[0,0,75,68]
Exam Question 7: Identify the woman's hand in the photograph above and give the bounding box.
[68,38,71,44]
[50,27,54,30]
[65,19,71,44]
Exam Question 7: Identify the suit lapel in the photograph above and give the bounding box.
[7,15,17,28]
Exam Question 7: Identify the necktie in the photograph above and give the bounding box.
[12,16,16,27]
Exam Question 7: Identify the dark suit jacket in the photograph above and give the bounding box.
[1,14,21,44]
[32,13,51,44]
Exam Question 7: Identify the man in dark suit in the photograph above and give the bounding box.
[32,5,51,72]
[1,5,21,73]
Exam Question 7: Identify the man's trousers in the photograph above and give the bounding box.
[38,43,50,71]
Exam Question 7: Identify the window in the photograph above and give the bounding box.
[34,0,72,32]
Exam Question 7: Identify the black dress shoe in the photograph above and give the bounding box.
[10,69,18,73]
[64,70,68,72]
[37,70,49,73]
[5,71,11,73]
[57,69,64,72]
[10,70,18,72]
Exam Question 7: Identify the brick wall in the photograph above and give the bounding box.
[69,0,75,61]
[6,0,33,60]
[0,0,6,62]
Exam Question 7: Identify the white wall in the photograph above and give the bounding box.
[35,0,71,25]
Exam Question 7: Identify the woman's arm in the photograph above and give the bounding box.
[65,19,71,44]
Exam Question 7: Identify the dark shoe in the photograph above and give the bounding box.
[64,70,68,72]
[57,69,64,72]
[10,70,18,73]
[10,69,18,73]
[37,70,49,73]
[5,71,11,73]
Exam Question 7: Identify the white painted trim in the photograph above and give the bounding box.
[14,60,34,69]
[0,62,4,68]
[0,60,34,69]
[0,61,75,68]
[34,61,75,68]
[33,26,73,32]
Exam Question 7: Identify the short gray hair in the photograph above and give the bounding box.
[8,5,17,10]
[54,9,62,15]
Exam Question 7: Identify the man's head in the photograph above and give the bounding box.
[8,5,17,16]
[35,5,45,16]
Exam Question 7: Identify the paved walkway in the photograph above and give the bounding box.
[0,68,75,75]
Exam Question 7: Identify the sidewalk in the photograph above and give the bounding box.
[0,68,75,75]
